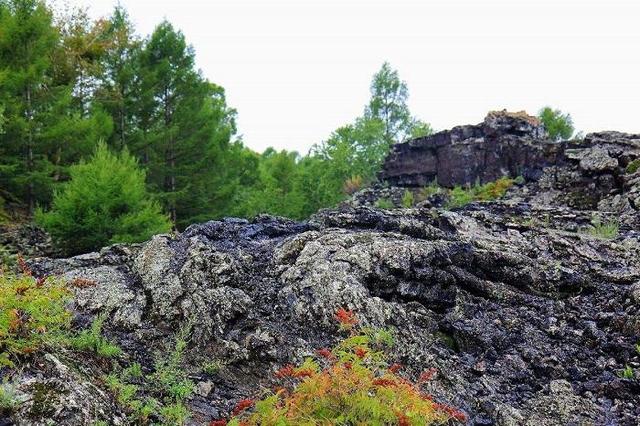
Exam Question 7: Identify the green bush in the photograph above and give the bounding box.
[375,198,394,209]
[446,177,515,209]
[0,272,71,367]
[36,142,171,256]
[401,190,415,208]
[586,218,619,240]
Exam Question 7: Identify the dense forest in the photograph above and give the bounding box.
[0,1,574,256]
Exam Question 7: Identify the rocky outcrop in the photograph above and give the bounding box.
[380,111,558,187]
[5,112,640,425]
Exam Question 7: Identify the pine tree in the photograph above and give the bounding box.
[136,21,237,228]
[0,0,111,212]
[36,141,171,255]
[95,5,141,150]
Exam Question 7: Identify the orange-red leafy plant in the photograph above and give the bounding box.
[214,308,466,425]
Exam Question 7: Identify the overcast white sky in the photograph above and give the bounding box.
[64,0,640,154]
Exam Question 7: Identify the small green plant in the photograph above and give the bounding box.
[70,313,122,358]
[446,186,474,209]
[0,269,71,367]
[104,323,195,425]
[0,245,16,269]
[587,218,619,240]
[618,365,634,379]
[419,181,442,201]
[202,360,223,375]
[401,190,415,208]
[375,198,394,209]
[626,159,640,174]
[0,377,19,415]
[104,373,159,423]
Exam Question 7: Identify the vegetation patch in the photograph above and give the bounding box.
[212,309,465,426]
[0,269,71,367]
[69,313,122,358]
[626,159,640,174]
[104,323,194,425]
[446,177,515,209]
[375,198,394,209]
[585,218,619,240]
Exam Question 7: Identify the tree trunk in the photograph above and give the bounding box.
[26,85,34,214]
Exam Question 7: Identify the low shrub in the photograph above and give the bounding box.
[343,175,364,195]
[446,177,514,209]
[401,190,415,208]
[587,218,619,240]
[0,270,71,367]
[215,309,466,426]
[375,198,394,209]
[69,313,122,358]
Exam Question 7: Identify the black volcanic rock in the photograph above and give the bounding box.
[380,111,558,188]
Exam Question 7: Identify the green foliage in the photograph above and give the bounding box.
[202,360,223,375]
[0,0,112,212]
[0,245,16,269]
[626,159,640,174]
[0,271,71,367]
[618,365,634,380]
[586,218,619,240]
[222,311,465,426]
[104,323,194,425]
[401,190,415,208]
[36,142,171,255]
[375,198,394,209]
[0,377,18,415]
[446,177,515,209]
[69,313,122,358]
[538,107,574,141]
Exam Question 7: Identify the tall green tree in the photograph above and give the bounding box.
[136,21,237,228]
[0,0,111,212]
[538,106,574,141]
[95,5,141,150]
[365,62,411,145]
[36,141,171,255]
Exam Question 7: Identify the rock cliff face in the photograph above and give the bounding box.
[5,111,640,425]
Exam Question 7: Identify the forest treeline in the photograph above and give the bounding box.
[0,0,432,237]
[1,1,575,255]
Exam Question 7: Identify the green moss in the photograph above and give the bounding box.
[30,383,62,418]
[626,159,640,174]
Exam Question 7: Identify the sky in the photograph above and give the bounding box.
[61,0,640,154]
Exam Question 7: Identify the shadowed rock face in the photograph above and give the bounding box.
[380,111,557,188]
[8,113,640,426]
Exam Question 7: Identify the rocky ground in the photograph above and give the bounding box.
[2,112,640,425]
